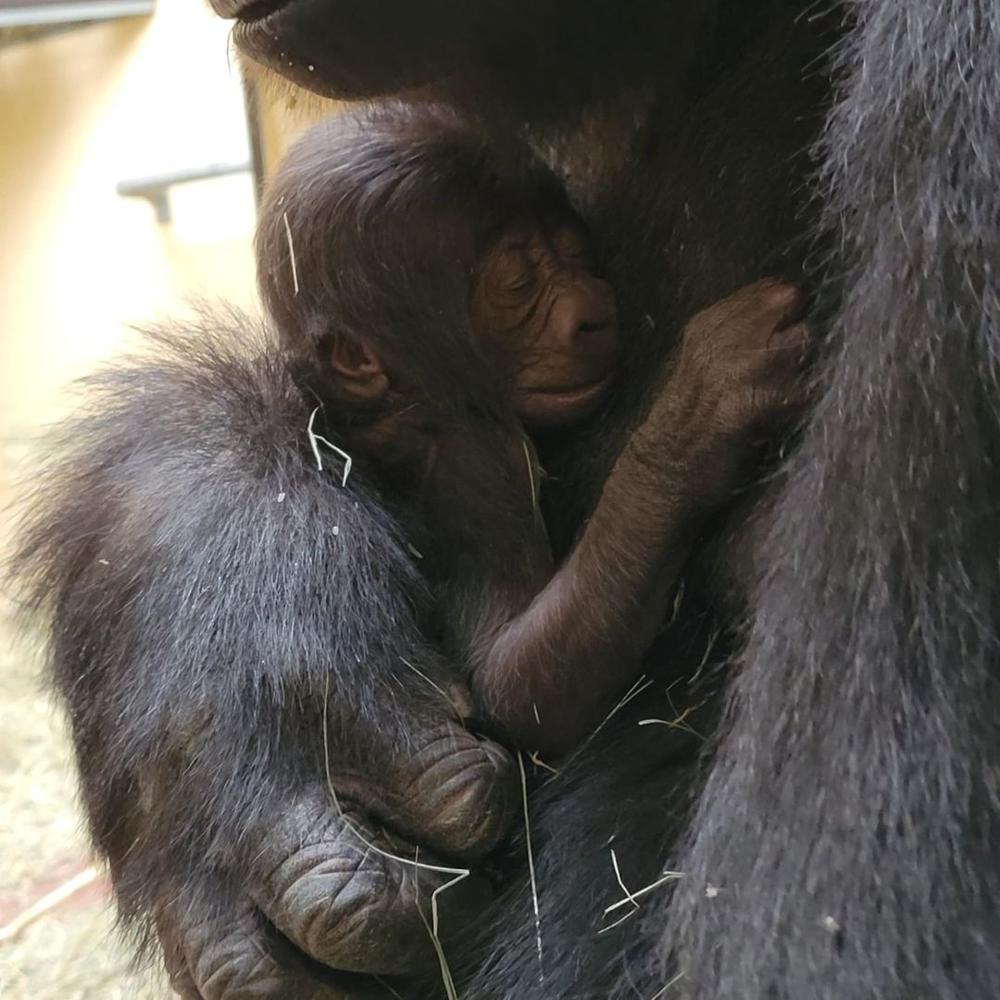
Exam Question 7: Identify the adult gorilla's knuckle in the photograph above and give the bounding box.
[411,733,518,857]
[191,931,284,1000]
[275,846,416,971]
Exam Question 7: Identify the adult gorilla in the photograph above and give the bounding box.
[23,0,1000,998]
[216,2,1000,997]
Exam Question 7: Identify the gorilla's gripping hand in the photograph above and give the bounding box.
[636,278,810,499]
[10,320,518,999]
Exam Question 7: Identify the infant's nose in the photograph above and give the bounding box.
[548,284,618,354]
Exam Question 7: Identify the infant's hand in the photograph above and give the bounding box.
[642,279,810,501]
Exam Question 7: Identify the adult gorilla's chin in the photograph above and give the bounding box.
[211,0,710,122]
[212,0,462,98]
[211,0,461,99]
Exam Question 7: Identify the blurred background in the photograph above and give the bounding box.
[0,1,323,993]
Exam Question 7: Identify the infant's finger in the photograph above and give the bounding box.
[748,382,813,433]
[732,322,810,385]
[766,320,810,360]
[725,278,805,329]
[768,282,807,329]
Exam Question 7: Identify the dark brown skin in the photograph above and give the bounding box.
[472,218,621,429]
[334,217,807,757]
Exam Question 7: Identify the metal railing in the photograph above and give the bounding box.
[116,161,253,224]
[0,0,154,29]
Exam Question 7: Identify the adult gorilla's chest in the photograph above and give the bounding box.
[562,12,835,389]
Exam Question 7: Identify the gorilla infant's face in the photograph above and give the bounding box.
[473,219,621,429]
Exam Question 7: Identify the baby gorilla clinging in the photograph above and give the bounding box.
[257,107,808,757]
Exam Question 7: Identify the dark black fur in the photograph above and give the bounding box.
[11,316,432,908]
[452,3,1000,998]
[13,0,1000,996]
[660,5,1000,997]
[10,314,528,994]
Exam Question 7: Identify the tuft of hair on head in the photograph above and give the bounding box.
[255,102,573,425]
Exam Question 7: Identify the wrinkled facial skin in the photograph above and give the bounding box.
[473,220,620,429]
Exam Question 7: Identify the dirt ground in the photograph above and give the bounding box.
[0,597,171,999]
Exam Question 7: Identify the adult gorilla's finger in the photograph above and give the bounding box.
[159,921,201,1000]
[248,788,490,976]
[332,717,521,862]
[156,892,365,1000]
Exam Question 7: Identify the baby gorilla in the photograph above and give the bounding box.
[257,107,808,757]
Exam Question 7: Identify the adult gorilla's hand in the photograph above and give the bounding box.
[8,318,520,999]
[156,705,517,999]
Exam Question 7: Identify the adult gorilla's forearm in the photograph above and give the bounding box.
[10,319,517,998]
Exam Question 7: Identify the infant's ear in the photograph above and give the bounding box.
[328,333,390,401]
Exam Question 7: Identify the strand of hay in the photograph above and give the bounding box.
[0,866,99,943]
[518,751,544,982]
[282,211,300,296]
[307,407,353,485]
